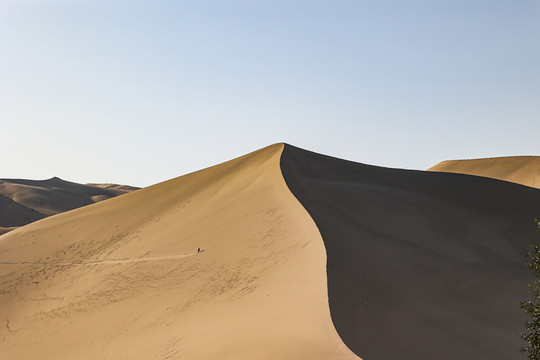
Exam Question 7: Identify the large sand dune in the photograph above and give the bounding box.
[428,156,540,189]
[281,145,540,360]
[0,177,138,234]
[1,144,538,359]
[0,144,355,360]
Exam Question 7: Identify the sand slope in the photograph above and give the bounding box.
[86,183,141,192]
[281,144,540,360]
[0,177,137,234]
[0,144,356,360]
[428,156,540,189]
[4,144,537,360]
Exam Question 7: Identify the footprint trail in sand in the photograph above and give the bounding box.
[0,253,195,266]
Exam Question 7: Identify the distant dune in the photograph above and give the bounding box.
[428,156,540,189]
[0,177,138,234]
[0,226,16,236]
[1,145,539,359]
[86,183,141,193]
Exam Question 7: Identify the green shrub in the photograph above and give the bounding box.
[520,219,540,359]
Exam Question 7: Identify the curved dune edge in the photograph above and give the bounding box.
[280,144,540,360]
[0,226,17,236]
[0,144,357,360]
[428,156,540,189]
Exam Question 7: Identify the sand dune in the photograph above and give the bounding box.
[0,227,17,236]
[0,144,356,360]
[0,177,138,234]
[1,144,538,359]
[428,156,540,189]
[86,183,141,193]
[281,145,540,360]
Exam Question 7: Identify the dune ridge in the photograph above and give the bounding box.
[428,156,540,189]
[280,144,540,360]
[0,144,357,360]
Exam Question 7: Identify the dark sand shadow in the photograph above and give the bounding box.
[281,144,540,360]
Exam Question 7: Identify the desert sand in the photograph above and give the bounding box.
[1,144,539,360]
[86,183,141,192]
[281,145,540,360]
[0,227,17,236]
[0,144,356,360]
[428,156,540,189]
[0,177,138,234]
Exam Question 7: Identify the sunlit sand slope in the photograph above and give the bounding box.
[428,156,540,189]
[0,177,137,233]
[0,144,357,360]
[280,144,540,360]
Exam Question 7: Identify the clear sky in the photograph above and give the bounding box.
[2,0,539,187]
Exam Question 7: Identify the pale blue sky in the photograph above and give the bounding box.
[2,0,539,187]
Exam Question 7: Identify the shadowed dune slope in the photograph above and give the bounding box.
[0,177,137,232]
[0,144,357,360]
[428,156,540,189]
[280,144,540,360]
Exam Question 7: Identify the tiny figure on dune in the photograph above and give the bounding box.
[198,248,200,253]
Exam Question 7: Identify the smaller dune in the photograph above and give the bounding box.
[428,156,540,189]
[0,177,138,235]
[0,226,17,236]
[86,183,141,193]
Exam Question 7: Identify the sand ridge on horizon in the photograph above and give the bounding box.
[0,177,139,235]
[428,155,540,189]
[1,144,539,359]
